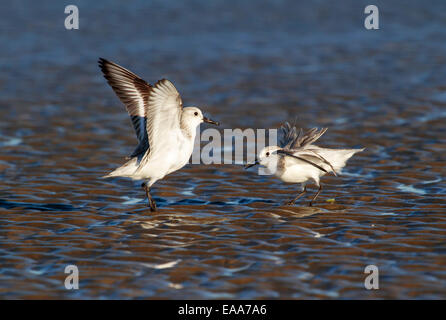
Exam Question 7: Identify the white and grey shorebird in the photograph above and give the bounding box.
[245,122,364,206]
[98,58,219,211]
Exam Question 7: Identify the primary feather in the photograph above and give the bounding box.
[98,58,150,158]
[279,122,335,175]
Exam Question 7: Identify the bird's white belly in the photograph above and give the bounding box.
[136,132,194,180]
[166,139,194,174]
[278,163,322,184]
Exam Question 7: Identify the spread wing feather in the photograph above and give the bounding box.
[280,122,327,149]
[278,122,336,175]
[145,79,183,155]
[98,58,150,158]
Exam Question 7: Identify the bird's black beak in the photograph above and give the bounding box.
[245,159,259,169]
[203,117,219,126]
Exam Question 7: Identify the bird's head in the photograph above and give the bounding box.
[183,107,219,127]
[245,146,281,169]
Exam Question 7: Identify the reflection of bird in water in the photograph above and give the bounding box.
[246,122,364,206]
[99,58,219,211]
[278,205,323,218]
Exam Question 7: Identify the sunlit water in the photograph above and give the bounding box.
[0,0,445,299]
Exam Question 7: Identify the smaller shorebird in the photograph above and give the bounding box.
[245,122,364,206]
[99,58,219,211]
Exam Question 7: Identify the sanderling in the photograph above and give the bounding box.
[99,58,219,211]
[245,122,364,206]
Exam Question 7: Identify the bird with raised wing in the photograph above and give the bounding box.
[245,122,364,206]
[99,58,219,211]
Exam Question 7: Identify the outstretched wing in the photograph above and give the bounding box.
[280,122,327,149]
[98,58,150,158]
[278,122,336,175]
[279,122,298,149]
[145,79,183,155]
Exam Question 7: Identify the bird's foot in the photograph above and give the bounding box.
[285,200,295,206]
[142,182,157,212]
[149,198,157,212]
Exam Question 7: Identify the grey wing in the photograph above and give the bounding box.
[98,58,150,158]
[280,122,327,149]
[293,128,327,149]
[279,122,298,148]
[279,122,335,175]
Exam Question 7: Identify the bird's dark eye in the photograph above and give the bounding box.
[194,112,198,116]
[266,152,270,156]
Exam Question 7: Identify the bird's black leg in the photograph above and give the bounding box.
[309,184,323,207]
[142,182,157,212]
[285,186,307,205]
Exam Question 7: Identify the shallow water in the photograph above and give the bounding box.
[0,0,445,299]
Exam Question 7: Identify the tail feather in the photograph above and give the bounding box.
[314,147,364,174]
[101,157,139,179]
[333,148,364,173]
